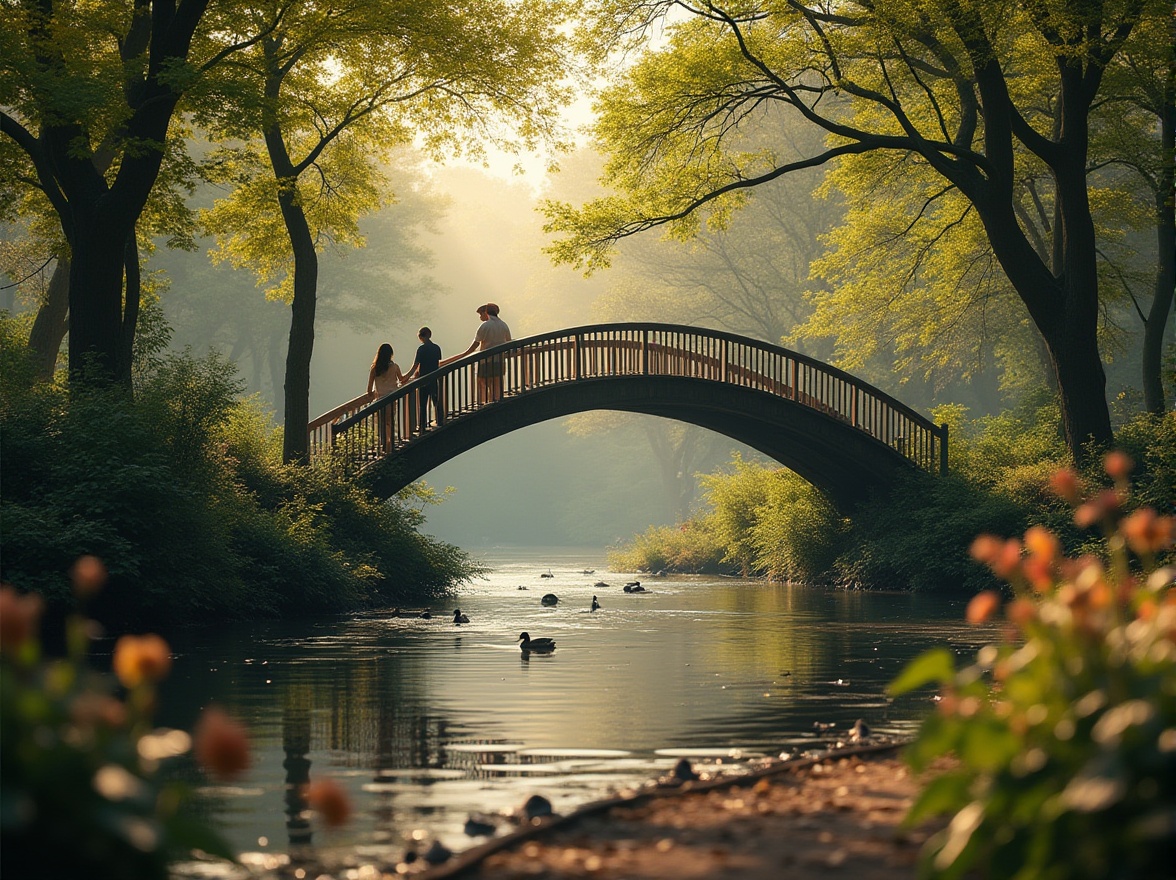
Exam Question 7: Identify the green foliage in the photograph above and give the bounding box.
[835,472,1028,593]
[0,317,477,629]
[612,407,1175,594]
[698,455,844,580]
[607,520,728,574]
[1,593,235,879]
[890,463,1175,879]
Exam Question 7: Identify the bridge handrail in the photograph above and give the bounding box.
[309,323,948,474]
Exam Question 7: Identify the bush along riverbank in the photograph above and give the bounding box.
[610,398,1176,593]
[0,320,481,633]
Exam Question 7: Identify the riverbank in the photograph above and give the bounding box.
[414,742,944,880]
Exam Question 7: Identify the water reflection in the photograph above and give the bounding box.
[159,549,991,866]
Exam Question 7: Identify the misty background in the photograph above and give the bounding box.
[7,129,1155,552]
[146,151,765,550]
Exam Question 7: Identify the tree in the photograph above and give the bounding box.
[0,0,253,388]
[194,0,572,462]
[1092,8,1175,414]
[551,0,1171,463]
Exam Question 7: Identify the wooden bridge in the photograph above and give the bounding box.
[308,323,947,509]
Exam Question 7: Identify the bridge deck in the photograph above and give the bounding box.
[310,323,947,478]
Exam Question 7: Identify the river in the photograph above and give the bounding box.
[158,547,992,875]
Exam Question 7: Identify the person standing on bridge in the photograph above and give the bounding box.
[404,326,444,433]
[367,343,405,399]
[443,302,511,404]
[367,343,406,449]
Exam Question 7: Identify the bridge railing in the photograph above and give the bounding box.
[310,323,948,475]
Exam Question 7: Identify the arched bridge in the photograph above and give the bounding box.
[308,323,948,509]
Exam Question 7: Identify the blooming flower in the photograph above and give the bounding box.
[1103,450,1134,481]
[0,586,44,656]
[70,556,108,596]
[306,778,352,827]
[966,590,1001,625]
[193,706,251,780]
[112,634,172,688]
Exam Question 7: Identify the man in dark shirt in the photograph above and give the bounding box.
[405,326,443,432]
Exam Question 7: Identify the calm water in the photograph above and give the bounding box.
[157,548,991,874]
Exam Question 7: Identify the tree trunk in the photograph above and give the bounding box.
[26,257,70,380]
[279,192,318,464]
[67,215,132,388]
[1143,89,1175,414]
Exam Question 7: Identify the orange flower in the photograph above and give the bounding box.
[1022,556,1055,592]
[966,590,1001,624]
[1103,450,1134,481]
[1023,526,1060,563]
[970,534,1002,565]
[306,778,352,828]
[112,634,172,688]
[1122,509,1174,555]
[0,586,44,656]
[1048,468,1082,504]
[70,555,108,596]
[193,706,252,780]
[993,539,1023,579]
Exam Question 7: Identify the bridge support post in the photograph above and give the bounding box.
[939,423,949,475]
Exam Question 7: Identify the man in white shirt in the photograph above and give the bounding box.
[444,302,512,403]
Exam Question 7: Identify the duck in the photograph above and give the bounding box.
[518,631,556,652]
[594,581,610,589]
[389,608,402,618]
[581,569,595,575]
[591,595,601,612]
[540,593,559,606]
[418,608,432,619]
[540,569,554,578]
[453,608,470,625]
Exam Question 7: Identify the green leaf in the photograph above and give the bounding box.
[888,648,957,696]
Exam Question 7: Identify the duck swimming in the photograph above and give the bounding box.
[540,593,559,606]
[518,632,556,652]
[540,569,554,578]
[453,608,470,624]
[591,595,601,612]
[418,608,432,619]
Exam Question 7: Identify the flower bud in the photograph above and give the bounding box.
[306,778,352,827]
[1103,451,1133,481]
[193,706,251,780]
[70,556,108,596]
[112,634,172,688]
[0,587,44,656]
[966,590,1001,624]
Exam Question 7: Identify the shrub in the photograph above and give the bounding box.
[0,565,240,880]
[889,453,1175,879]
[607,518,729,573]
[0,318,476,629]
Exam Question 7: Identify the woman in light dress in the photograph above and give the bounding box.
[367,343,406,449]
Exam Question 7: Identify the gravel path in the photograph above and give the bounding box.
[416,743,946,880]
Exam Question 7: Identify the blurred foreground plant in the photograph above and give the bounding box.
[890,453,1175,879]
[0,557,247,880]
